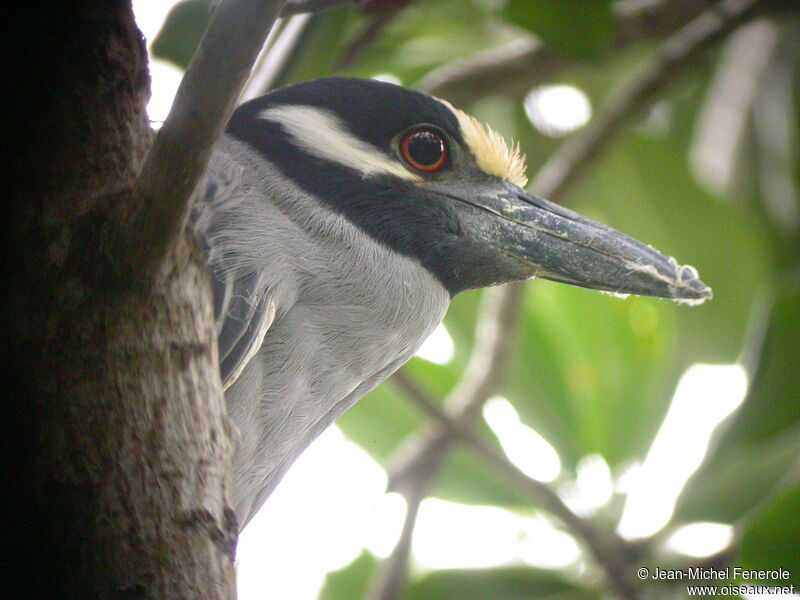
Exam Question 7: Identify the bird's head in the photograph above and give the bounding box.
[227,77,711,301]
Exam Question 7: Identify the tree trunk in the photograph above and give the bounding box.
[6,3,238,598]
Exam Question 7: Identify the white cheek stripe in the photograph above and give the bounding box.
[258,105,421,182]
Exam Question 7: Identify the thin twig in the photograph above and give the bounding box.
[416,0,749,106]
[240,13,318,101]
[417,36,564,106]
[336,7,402,70]
[372,2,765,599]
[363,465,433,600]
[125,0,286,283]
[392,369,637,600]
[533,0,766,199]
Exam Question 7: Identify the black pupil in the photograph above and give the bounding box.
[408,131,443,166]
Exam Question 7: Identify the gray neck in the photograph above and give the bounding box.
[197,137,450,527]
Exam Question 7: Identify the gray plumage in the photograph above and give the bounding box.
[194,137,448,528]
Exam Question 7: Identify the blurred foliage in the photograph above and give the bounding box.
[336,0,517,85]
[151,0,210,69]
[320,552,377,600]
[403,567,602,600]
[321,552,604,600]
[154,1,800,599]
[504,0,615,58]
[740,484,800,586]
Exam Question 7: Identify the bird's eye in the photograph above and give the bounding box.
[399,128,448,173]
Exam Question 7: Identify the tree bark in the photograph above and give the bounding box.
[6,3,237,598]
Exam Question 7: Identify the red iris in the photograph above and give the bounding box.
[399,128,448,173]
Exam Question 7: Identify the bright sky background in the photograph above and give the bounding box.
[130,4,794,599]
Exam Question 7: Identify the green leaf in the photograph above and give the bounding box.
[319,552,378,600]
[341,0,512,85]
[674,426,800,524]
[403,567,602,600]
[432,443,529,507]
[503,0,614,58]
[674,282,800,523]
[336,380,425,463]
[739,484,800,588]
[504,283,676,470]
[151,0,211,69]
[275,6,355,87]
[441,288,483,364]
[730,286,800,444]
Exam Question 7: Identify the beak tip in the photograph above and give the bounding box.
[671,263,713,305]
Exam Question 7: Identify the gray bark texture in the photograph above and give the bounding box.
[5,3,238,598]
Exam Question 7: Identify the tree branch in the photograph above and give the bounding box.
[364,461,433,600]
[417,36,563,106]
[123,0,286,283]
[416,0,747,106]
[532,0,764,199]
[240,13,318,101]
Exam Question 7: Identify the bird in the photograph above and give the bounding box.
[192,77,711,530]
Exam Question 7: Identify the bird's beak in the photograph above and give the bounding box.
[451,184,712,303]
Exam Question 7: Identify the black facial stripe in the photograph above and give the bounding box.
[228,77,465,153]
